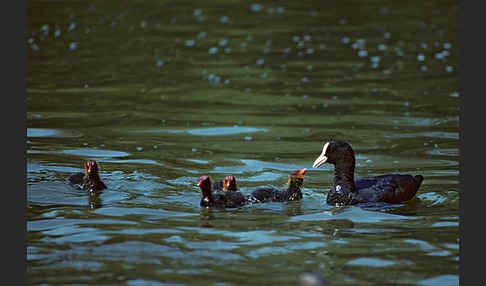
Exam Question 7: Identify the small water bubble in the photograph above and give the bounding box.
[434,52,444,60]
[306,48,314,55]
[140,21,148,28]
[301,77,309,83]
[55,28,61,38]
[247,35,253,41]
[304,35,312,42]
[218,39,228,46]
[292,35,300,42]
[185,40,195,47]
[449,92,459,98]
[417,54,425,61]
[256,59,264,65]
[220,16,229,23]
[445,66,454,72]
[307,65,313,71]
[27,38,34,44]
[68,23,76,31]
[31,44,39,51]
[444,42,452,49]
[198,31,207,38]
[194,9,202,16]
[261,73,268,79]
[153,145,158,149]
[342,37,351,44]
[192,148,198,152]
[84,83,89,88]
[225,47,231,54]
[384,32,391,39]
[442,50,450,57]
[421,65,428,71]
[69,42,78,51]
[136,146,143,151]
[251,4,263,12]
[370,56,381,63]
[40,24,49,33]
[323,103,328,108]
[244,136,253,141]
[377,44,387,51]
[224,79,230,85]
[214,76,221,84]
[383,69,392,75]
[208,47,218,54]
[208,73,215,81]
[395,48,404,57]
[156,60,164,67]
[83,142,89,146]
[421,43,428,49]
[371,62,379,69]
[358,50,368,57]
[352,39,366,50]
[277,7,284,14]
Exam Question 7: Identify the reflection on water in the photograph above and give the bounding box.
[27,0,458,285]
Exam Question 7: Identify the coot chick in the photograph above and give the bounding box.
[198,175,246,208]
[248,169,306,203]
[68,160,107,193]
[212,175,238,192]
[312,141,423,206]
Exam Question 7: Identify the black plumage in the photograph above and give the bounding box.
[68,160,107,193]
[198,176,246,208]
[312,141,423,206]
[248,169,306,203]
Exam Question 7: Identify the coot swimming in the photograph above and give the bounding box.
[198,175,246,208]
[312,141,423,205]
[248,169,306,203]
[68,160,107,193]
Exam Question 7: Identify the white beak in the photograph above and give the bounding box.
[312,153,328,168]
[313,142,330,168]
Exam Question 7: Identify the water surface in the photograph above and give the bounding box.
[27,0,458,285]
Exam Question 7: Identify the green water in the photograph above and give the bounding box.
[27,0,459,285]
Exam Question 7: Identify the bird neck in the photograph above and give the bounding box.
[283,179,303,199]
[200,187,214,207]
[333,161,356,193]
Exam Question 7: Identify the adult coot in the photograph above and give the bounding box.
[312,141,423,206]
[248,169,306,203]
[198,175,246,208]
[68,160,107,193]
